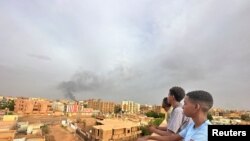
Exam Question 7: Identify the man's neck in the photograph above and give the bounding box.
[192,113,207,128]
[172,101,181,108]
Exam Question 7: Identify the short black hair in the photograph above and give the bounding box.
[186,90,213,112]
[162,97,171,108]
[169,86,185,102]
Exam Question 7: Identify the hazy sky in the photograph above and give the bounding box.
[1,0,250,110]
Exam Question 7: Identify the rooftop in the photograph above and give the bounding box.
[93,119,139,130]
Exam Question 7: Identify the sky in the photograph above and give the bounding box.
[0,0,250,110]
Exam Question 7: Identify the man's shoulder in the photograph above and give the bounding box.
[200,120,211,128]
[196,120,211,133]
[172,106,183,113]
[205,120,212,125]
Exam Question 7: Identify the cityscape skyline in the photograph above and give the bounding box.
[1,90,250,141]
[1,0,250,110]
[1,94,249,112]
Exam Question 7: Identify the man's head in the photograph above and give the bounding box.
[162,97,171,112]
[168,86,185,104]
[183,90,213,117]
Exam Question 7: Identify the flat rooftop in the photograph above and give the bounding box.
[93,119,139,130]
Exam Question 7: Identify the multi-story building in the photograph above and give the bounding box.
[66,102,79,113]
[0,96,16,101]
[52,101,65,112]
[66,102,94,117]
[122,101,140,114]
[0,96,3,101]
[14,97,53,115]
[152,105,165,114]
[91,119,141,141]
[140,104,152,114]
[86,99,115,114]
[0,130,15,141]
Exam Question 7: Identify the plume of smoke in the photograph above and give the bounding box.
[58,66,141,100]
[58,71,101,100]
[58,81,77,101]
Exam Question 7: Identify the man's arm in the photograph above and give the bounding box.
[137,136,150,141]
[146,134,183,141]
[149,126,171,136]
[157,126,167,131]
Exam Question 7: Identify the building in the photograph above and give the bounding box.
[152,105,165,114]
[27,123,44,135]
[3,115,18,121]
[0,96,4,102]
[65,102,94,116]
[122,101,140,114]
[66,102,79,113]
[1,96,17,101]
[14,135,46,141]
[0,130,16,141]
[0,121,16,131]
[87,99,115,114]
[91,119,141,141]
[17,122,29,133]
[52,101,65,112]
[139,104,152,114]
[14,97,53,115]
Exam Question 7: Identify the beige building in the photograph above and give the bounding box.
[14,135,46,141]
[14,97,53,115]
[87,99,115,114]
[91,119,141,141]
[0,121,16,131]
[0,130,16,141]
[140,105,152,114]
[152,105,165,114]
[3,115,18,121]
[52,101,65,112]
[122,101,140,114]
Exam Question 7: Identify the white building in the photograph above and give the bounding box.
[52,101,65,112]
[122,100,140,114]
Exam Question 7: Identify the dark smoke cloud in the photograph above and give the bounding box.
[58,71,101,100]
[58,81,77,101]
[58,66,143,100]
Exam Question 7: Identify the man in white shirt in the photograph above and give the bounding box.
[149,87,191,137]
[137,90,213,141]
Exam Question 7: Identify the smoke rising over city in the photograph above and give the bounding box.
[58,71,101,100]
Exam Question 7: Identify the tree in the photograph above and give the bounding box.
[7,100,15,111]
[158,113,165,118]
[140,126,151,136]
[41,125,49,134]
[0,99,14,111]
[140,118,164,136]
[207,113,213,121]
[146,111,165,118]
[83,104,87,108]
[0,97,7,109]
[241,114,250,121]
[114,105,122,114]
[150,118,164,126]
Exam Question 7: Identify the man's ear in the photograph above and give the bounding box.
[195,103,201,110]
